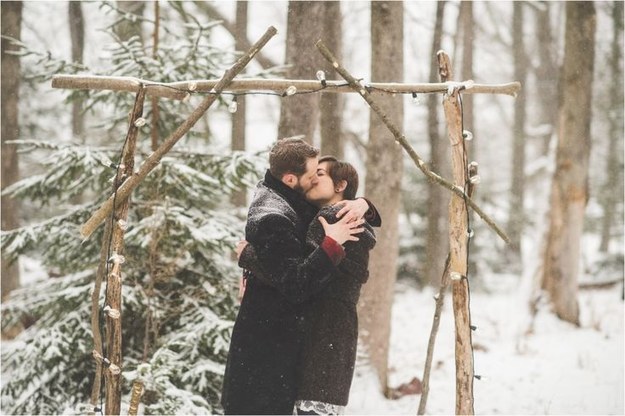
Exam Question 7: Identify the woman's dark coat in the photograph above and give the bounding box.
[220,171,340,415]
[296,205,376,406]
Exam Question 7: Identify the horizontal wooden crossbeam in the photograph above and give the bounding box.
[52,74,521,100]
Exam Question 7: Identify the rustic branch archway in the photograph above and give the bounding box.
[51,25,520,415]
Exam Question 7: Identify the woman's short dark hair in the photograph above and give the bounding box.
[269,137,319,179]
[318,155,359,200]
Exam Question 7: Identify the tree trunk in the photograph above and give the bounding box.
[599,1,623,253]
[193,1,277,70]
[277,1,324,142]
[69,1,85,141]
[425,1,449,287]
[533,2,559,155]
[319,1,344,159]
[230,1,248,208]
[1,1,22,300]
[508,1,528,256]
[541,2,596,326]
[68,1,86,206]
[358,0,404,394]
[114,1,145,43]
[438,50,475,416]
[459,1,474,158]
[150,0,160,151]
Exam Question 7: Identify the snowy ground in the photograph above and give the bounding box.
[347,279,624,415]
[4,258,623,415]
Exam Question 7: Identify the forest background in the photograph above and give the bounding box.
[0,1,623,415]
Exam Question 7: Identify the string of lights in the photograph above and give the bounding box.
[136,71,448,114]
[91,87,145,416]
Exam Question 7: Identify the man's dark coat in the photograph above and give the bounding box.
[220,171,338,415]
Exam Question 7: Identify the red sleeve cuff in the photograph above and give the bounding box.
[321,236,345,265]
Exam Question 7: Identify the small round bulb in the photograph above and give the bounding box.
[469,175,481,185]
[133,118,146,127]
[450,271,463,281]
[228,99,238,113]
[101,157,115,169]
[104,305,121,319]
[316,70,327,87]
[109,363,122,375]
[285,86,297,96]
[108,253,125,265]
[411,92,421,105]
[117,219,128,230]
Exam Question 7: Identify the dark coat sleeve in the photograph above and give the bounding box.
[362,197,382,227]
[238,212,338,304]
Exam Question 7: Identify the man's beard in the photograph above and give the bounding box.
[293,177,310,195]
[293,182,306,195]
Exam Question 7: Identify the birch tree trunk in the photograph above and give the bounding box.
[319,1,344,159]
[231,1,248,208]
[278,1,324,142]
[425,1,449,287]
[508,1,528,257]
[358,0,404,394]
[599,1,623,253]
[541,1,596,325]
[1,1,22,299]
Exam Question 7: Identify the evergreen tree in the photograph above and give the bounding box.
[1,3,271,414]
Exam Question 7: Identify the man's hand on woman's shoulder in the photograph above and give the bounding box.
[333,198,370,223]
[319,215,364,245]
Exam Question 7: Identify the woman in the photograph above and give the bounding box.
[293,156,376,415]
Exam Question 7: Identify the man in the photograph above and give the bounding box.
[221,138,379,415]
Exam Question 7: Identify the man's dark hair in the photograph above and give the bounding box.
[269,137,319,179]
[318,155,359,200]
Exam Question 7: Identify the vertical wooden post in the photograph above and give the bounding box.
[104,87,146,415]
[437,50,474,415]
[418,156,478,415]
